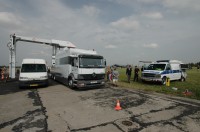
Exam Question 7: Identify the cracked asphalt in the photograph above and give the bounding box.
[0,80,200,132]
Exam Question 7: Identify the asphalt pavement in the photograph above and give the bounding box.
[0,79,200,132]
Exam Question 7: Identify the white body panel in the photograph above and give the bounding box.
[79,68,105,74]
[20,72,48,81]
[21,59,46,64]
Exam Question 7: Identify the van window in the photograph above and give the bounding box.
[147,64,166,71]
[59,57,73,65]
[21,64,47,72]
[166,64,171,70]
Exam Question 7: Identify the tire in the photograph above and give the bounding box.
[68,78,74,88]
[180,76,185,82]
[161,77,167,85]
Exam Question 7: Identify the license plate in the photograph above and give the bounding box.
[91,81,97,84]
[30,84,38,87]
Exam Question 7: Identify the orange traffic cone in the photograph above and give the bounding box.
[115,100,122,111]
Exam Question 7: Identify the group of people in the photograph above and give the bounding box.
[126,65,140,83]
[106,65,141,84]
[0,66,8,81]
[106,67,119,84]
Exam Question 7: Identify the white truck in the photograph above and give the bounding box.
[50,48,106,88]
[19,59,49,88]
[141,60,187,85]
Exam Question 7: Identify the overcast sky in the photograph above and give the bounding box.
[0,0,200,66]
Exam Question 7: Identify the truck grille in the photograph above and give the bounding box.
[143,73,156,77]
[78,74,105,80]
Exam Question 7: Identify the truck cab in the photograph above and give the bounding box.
[68,54,105,88]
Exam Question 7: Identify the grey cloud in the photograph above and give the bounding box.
[141,12,163,19]
[105,45,118,49]
[163,0,200,11]
[0,0,200,66]
[110,18,140,30]
[143,43,159,49]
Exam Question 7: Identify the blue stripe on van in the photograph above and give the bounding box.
[161,70,181,74]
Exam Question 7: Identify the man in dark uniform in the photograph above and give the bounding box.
[126,65,132,83]
[134,66,139,82]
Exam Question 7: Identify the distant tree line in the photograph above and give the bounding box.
[0,66,21,69]
[188,62,200,68]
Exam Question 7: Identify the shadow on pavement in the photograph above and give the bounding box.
[0,79,60,95]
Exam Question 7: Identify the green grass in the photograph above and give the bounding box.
[114,68,200,100]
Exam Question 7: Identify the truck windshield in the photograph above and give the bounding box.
[147,64,166,71]
[79,58,105,68]
[21,64,47,72]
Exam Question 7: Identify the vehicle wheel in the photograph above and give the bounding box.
[180,76,185,82]
[68,78,74,88]
[161,77,166,85]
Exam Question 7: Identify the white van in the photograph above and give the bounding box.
[19,59,48,88]
[141,60,187,85]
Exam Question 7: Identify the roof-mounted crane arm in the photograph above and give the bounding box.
[7,34,76,78]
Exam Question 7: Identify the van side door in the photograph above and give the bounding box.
[166,64,174,80]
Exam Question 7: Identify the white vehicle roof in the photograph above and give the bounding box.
[22,59,46,64]
[156,60,183,64]
[57,48,98,57]
[67,48,97,55]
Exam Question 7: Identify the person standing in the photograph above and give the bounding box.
[109,69,113,81]
[106,67,111,81]
[126,65,132,83]
[134,66,139,82]
[141,66,144,72]
[112,67,119,85]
